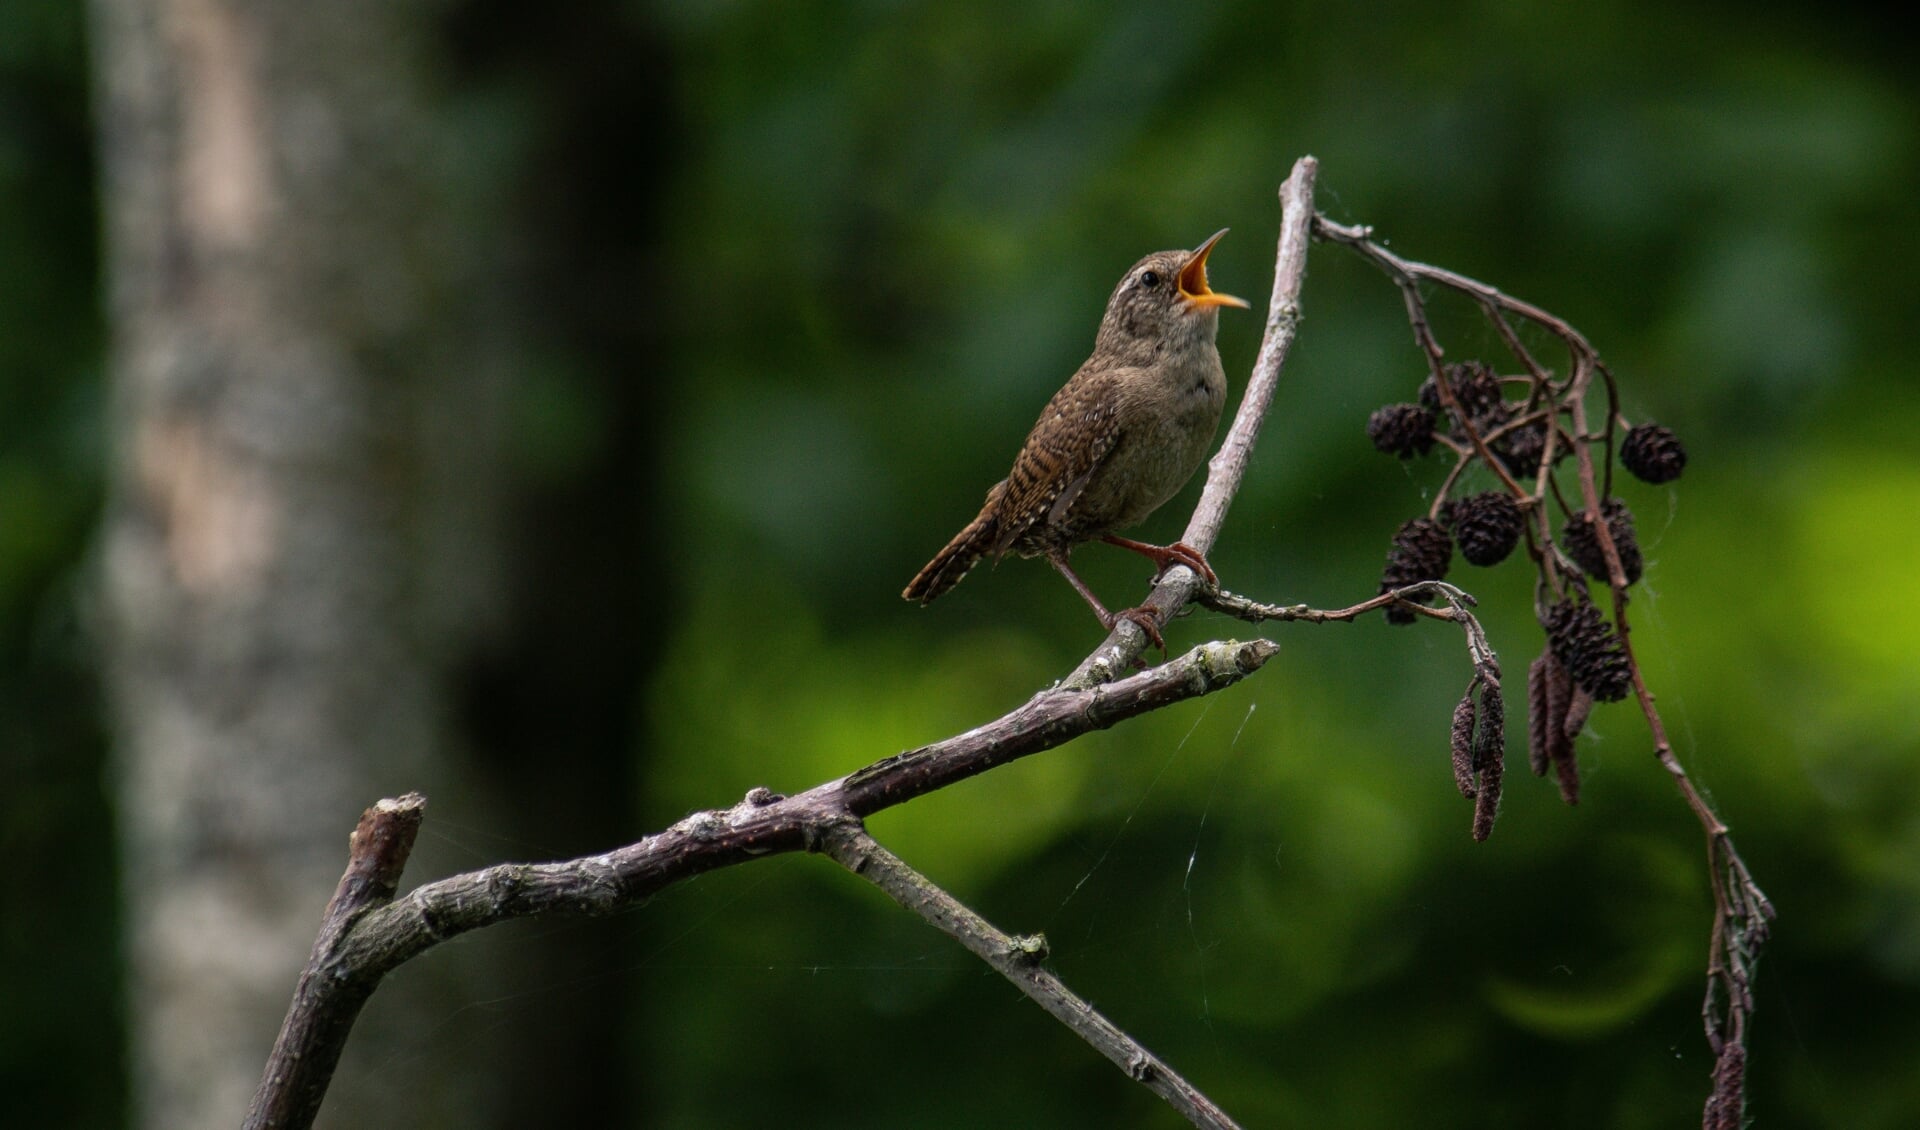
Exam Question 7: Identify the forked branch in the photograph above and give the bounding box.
[249,158,1342,1130]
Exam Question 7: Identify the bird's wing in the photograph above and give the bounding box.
[989,367,1127,556]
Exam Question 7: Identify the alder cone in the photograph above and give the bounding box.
[1542,600,1631,702]
[1421,360,1503,421]
[1562,498,1643,585]
[1494,421,1547,477]
[1621,423,1687,484]
[1367,403,1437,458]
[1446,491,1523,566]
[1380,517,1453,625]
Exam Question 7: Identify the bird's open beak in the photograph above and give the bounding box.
[1177,229,1250,310]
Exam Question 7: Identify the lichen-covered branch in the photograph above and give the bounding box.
[249,640,1278,1129]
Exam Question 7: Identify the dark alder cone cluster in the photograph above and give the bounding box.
[1620,423,1688,484]
[1371,360,1565,481]
[1562,498,1643,585]
[1443,491,1523,566]
[1367,403,1438,458]
[1542,600,1631,702]
[1380,517,1453,625]
[1357,358,1690,821]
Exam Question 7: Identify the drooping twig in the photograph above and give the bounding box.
[818,821,1243,1130]
[1200,579,1505,838]
[1199,578,1495,676]
[1313,215,1773,1126]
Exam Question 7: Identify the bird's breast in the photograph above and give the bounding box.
[1071,350,1227,534]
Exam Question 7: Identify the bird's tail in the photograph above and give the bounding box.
[903,500,1000,605]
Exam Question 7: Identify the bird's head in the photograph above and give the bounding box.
[1096,229,1250,357]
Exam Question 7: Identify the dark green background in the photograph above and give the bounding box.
[6,1,1918,1125]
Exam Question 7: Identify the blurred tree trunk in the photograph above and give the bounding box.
[90,0,514,1125]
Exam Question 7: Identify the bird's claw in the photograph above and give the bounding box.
[1158,541,1218,588]
[1103,534,1218,589]
[1111,605,1168,655]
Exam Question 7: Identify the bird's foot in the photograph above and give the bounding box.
[1159,541,1218,587]
[1106,605,1167,655]
[1101,536,1218,588]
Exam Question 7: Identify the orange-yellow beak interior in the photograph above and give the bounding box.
[1178,229,1251,310]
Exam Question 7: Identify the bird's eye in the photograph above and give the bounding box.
[1139,270,1160,288]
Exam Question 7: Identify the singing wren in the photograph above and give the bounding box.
[903,229,1248,646]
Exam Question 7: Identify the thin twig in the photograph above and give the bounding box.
[818,821,1242,1130]
[1200,581,1495,678]
[1204,578,1506,840]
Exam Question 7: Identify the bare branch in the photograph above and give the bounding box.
[337,640,1274,976]
[819,821,1243,1130]
[251,642,1278,1127]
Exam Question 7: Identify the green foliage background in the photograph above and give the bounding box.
[5,1,1919,1126]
